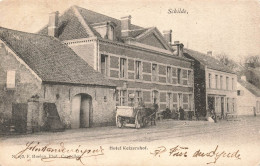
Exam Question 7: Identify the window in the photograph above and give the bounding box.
[227,98,230,112]
[215,75,218,89]
[119,90,127,106]
[6,70,16,89]
[237,90,241,96]
[135,90,142,103]
[166,67,172,83]
[226,77,229,90]
[108,25,114,40]
[120,58,127,78]
[100,54,109,76]
[177,68,182,84]
[232,78,234,90]
[188,94,193,110]
[220,75,223,89]
[237,90,243,96]
[232,98,235,112]
[167,93,172,109]
[188,70,192,86]
[135,61,142,79]
[152,90,159,104]
[208,73,211,88]
[152,64,158,82]
[178,93,183,108]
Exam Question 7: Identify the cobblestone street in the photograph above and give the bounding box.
[1,116,260,166]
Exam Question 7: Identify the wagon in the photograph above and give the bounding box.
[116,105,156,129]
[116,106,148,129]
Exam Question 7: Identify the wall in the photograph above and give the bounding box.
[206,68,237,114]
[43,84,116,128]
[0,42,42,121]
[237,82,259,116]
[98,40,194,110]
[68,41,96,69]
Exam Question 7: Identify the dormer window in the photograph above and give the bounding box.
[108,25,114,40]
[92,21,116,40]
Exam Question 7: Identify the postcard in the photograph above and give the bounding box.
[0,0,260,165]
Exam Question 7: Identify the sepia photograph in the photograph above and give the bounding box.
[0,0,260,165]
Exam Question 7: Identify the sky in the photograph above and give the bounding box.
[0,0,259,62]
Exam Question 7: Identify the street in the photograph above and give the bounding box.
[1,116,260,166]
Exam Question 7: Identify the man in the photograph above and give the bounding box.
[179,107,185,120]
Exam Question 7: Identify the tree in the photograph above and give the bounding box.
[244,55,260,68]
[215,53,239,71]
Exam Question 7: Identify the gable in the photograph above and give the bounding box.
[139,33,167,50]
[237,82,256,99]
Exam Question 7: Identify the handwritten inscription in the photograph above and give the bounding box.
[151,145,241,164]
[13,141,104,165]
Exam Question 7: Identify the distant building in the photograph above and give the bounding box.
[237,76,260,116]
[0,27,116,133]
[38,6,195,113]
[184,49,237,118]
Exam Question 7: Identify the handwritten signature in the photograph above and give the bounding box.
[151,145,241,164]
[13,141,104,165]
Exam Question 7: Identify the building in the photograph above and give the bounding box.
[184,49,237,118]
[237,76,260,116]
[0,27,116,133]
[38,6,195,113]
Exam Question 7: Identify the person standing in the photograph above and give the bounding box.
[179,107,185,120]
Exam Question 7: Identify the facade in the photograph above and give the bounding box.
[184,49,237,118]
[38,6,195,113]
[237,77,260,116]
[0,27,116,133]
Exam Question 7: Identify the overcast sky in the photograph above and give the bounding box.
[0,0,259,62]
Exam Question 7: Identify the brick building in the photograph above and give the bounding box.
[38,6,194,113]
[0,27,116,133]
[184,49,237,118]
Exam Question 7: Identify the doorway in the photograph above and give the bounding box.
[221,97,224,119]
[71,94,92,129]
[208,96,215,111]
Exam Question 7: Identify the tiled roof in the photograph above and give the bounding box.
[0,27,115,87]
[184,48,235,74]
[238,79,260,97]
[38,5,145,41]
[38,7,90,41]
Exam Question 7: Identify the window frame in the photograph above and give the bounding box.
[135,60,142,80]
[166,66,172,84]
[6,70,16,89]
[152,63,158,82]
[119,58,127,79]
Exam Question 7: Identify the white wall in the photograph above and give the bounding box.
[237,82,258,116]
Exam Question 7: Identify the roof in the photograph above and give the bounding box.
[184,48,235,74]
[0,27,115,87]
[238,79,260,97]
[38,5,146,41]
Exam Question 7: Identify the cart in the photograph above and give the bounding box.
[116,106,148,129]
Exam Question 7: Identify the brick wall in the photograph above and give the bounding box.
[44,84,116,128]
[0,43,42,120]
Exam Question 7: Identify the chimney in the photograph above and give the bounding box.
[48,11,59,37]
[172,41,184,57]
[163,30,172,44]
[120,15,131,37]
[207,51,212,56]
[241,75,247,81]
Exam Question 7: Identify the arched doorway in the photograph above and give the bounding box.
[71,93,92,129]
